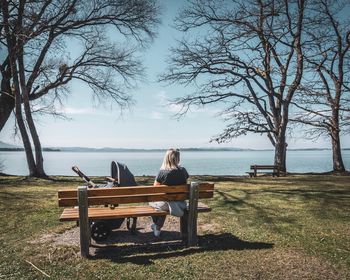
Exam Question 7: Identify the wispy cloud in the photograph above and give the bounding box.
[154,91,183,114]
[62,107,95,114]
[155,90,169,106]
[152,90,220,118]
[57,106,110,116]
[168,103,183,113]
[150,111,163,119]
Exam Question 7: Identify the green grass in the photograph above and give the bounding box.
[0,175,349,279]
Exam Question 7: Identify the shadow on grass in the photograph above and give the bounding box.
[259,188,350,199]
[214,189,294,232]
[220,187,350,206]
[214,185,350,226]
[0,176,28,185]
[90,232,274,265]
[196,174,350,188]
[48,177,83,183]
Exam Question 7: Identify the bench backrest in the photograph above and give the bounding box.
[250,165,279,170]
[58,183,214,207]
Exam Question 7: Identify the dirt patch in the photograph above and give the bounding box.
[32,215,219,248]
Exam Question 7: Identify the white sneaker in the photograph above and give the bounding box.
[151,224,161,237]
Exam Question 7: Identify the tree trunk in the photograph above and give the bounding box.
[331,130,345,172]
[18,51,47,178]
[0,92,14,131]
[0,71,15,131]
[23,92,47,178]
[14,88,37,176]
[328,101,346,172]
[274,137,287,172]
[30,137,46,178]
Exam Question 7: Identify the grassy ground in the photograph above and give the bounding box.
[0,174,349,279]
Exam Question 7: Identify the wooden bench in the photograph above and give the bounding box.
[246,165,280,177]
[58,182,214,258]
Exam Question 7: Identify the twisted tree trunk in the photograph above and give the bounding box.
[18,48,47,178]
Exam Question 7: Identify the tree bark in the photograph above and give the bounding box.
[0,64,15,131]
[0,90,14,131]
[13,79,37,176]
[330,127,345,172]
[274,136,287,172]
[329,94,345,172]
[22,90,46,177]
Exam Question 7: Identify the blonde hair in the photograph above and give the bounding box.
[160,148,180,170]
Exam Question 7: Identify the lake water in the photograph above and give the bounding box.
[1,150,350,176]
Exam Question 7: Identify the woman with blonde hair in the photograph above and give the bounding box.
[150,148,189,237]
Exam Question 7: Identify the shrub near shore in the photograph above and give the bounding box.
[0,175,349,279]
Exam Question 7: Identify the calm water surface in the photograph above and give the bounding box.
[1,150,349,176]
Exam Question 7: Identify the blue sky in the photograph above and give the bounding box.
[1,1,349,149]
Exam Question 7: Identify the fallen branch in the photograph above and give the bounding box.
[25,260,51,278]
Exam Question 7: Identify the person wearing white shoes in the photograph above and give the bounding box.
[149,148,189,237]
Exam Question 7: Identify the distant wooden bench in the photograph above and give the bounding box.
[58,182,214,258]
[246,165,280,177]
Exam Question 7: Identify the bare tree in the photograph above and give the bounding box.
[161,0,306,172]
[291,0,350,172]
[0,0,160,177]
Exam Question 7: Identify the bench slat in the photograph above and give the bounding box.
[58,190,214,207]
[59,204,212,222]
[250,165,278,170]
[58,183,214,199]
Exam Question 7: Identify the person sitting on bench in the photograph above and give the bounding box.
[149,148,189,237]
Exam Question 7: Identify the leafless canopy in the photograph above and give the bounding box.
[292,0,350,139]
[0,0,160,115]
[0,0,160,177]
[161,0,306,150]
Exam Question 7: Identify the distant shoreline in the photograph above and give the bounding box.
[1,147,349,152]
[0,148,61,152]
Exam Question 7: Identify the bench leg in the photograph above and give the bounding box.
[180,211,188,242]
[187,182,199,247]
[78,186,90,258]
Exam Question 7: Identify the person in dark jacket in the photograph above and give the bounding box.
[149,148,189,237]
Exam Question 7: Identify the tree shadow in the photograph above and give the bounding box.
[0,176,28,185]
[48,177,82,183]
[213,189,297,232]
[190,175,243,182]
[213,185,350,227]
[258,188,350,214]
[90,232,274,265]
[219,187,350,207]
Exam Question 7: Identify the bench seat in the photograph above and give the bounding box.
[60,203,211,222]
